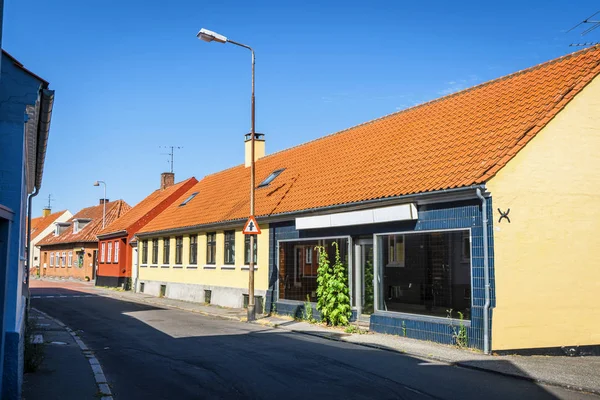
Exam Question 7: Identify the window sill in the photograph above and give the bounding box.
[203,265,217,270]
[160,265,169,268]
[149,265,159,268]
[373,310,472,327]
[186,265,198,269]
[173,265,183,269]
[220,265,236,270]
[140,264,148,268]
[241,265,259,270]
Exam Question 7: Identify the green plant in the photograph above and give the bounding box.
[363,257,374,314]
[315,242,352,326]
[84,276,90,282]
[401,321,407,337]
[344,324,368,334]
[447,309,468,348]
[303,294,315,322]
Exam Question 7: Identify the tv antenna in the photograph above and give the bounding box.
[567,11,600,45]
[160,146,183,173]
[45,194,54,210]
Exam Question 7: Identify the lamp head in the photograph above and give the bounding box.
[197,28,227,44]
[93,181,100,187]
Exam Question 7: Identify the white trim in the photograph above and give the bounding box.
[220,265,236,270]
[241,265,259,270]
[160,264,169,268]
[295,203,418,230]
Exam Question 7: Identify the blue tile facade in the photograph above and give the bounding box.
[269,199,495,350]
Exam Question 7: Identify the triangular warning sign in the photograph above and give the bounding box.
[243,215,261,235]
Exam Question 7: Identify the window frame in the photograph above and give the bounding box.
[68,251,73,267]
[189,235,198,265]
[152,239,159,265]
[141,240,148,265]
[175,236,183,265]
[50,252,54,267]
[163,237,171,265]
[61,251,66,268]
[101,242,106,263]
[223,231,235,265]
[114,241,119,263]
[206,233,216,265]
[244,235,258,265]
[107,242,112,264]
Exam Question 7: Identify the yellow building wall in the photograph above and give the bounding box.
[487,75,600,350]
[139,225,270,291]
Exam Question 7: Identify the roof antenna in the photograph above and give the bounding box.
[567,11,600,47]
[160,146,183,173]
[45,194,54,210]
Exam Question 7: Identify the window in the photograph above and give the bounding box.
[50,252,54,267]
[114,241,119,263]
[61,252,66,267]
[107,242,112,263]
[101,242,106,263]
[179,192,199,206]
[163,238,171,264]
[378,230,471,320]
[68,251,73,267]
[278,238,348,302]
[206,233,216,265]
[189,235,198,265]
[142,240,148,264]
[224,231,235,265]
[152,239,159,264]
[461,231,470,262]
[175,236,183,264]
[244,235,257,265]
[258,169,285,188]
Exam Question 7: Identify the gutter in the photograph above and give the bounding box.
[136,185,485,238]
[34,89,55,189]
[96,229,128,240]
[26,187,40,285]
[476,187,491,355]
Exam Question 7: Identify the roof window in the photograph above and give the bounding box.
[258,169,285,188]
[179,192,199,206]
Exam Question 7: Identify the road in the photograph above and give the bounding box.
[30,280,595,400]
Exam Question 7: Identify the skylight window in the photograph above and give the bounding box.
[258,169,285,188]
[179,192,199,206]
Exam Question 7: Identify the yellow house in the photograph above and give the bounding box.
[136,46,600,354]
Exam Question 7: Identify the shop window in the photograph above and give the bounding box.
[224,231,235,265]
[278,238,348,302]
[244,235,257,265]
[206,233,216,264]
[378,230,471,319]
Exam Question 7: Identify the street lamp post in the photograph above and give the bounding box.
[197,28,258,322]
[93,180,107,228]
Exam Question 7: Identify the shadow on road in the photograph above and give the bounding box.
[27,286,583,400]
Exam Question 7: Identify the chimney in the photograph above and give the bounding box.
[99,199,109,205]
[161,172,175,189]
[42,208,51,217]
[245,133,265,168]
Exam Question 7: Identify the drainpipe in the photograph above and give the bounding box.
[476,187,491,355]
[26,186,40,307]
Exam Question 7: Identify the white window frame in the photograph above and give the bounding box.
[107,242,112,264]
[50,252,54,267]
[62,252,66,267]
[68,251,73,267]
[114,241,119,263]
[101,242,106,263]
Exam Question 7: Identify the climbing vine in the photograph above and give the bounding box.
[315,242,352,326]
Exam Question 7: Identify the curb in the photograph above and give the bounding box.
[32,308,114,400]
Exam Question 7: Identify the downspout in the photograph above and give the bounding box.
[26,187,40,307]
[476,187,491,354]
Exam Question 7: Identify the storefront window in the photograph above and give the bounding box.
[378,230,471,319]
[278,238,348,302]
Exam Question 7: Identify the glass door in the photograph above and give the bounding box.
[355,240,374,318]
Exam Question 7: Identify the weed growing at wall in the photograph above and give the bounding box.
[316,242,351,326]
[447,309,468,348]
[303,294,315,323]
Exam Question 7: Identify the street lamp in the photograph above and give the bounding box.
[197,28,258,322]
[93,180,107,228]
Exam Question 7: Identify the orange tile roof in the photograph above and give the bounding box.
[139,45,600,235]
[30,210,68,240]
[38,200,131,246]
[97,177,198,236]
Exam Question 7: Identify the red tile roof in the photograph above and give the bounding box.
[97,177,198,237]
[30,210,68,240]
[38,200,131,246]
[139,45,600,234]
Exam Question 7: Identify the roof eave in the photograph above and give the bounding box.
[97,230,128,240]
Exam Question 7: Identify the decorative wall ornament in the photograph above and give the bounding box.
[498,208,511,223]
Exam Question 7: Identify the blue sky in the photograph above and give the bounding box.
[3,0,599,216]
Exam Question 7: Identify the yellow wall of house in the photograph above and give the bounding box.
[487,75,600,350]
[138,225,270,291]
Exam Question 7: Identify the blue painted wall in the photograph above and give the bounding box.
[0,51,44,400]
[268,199,495,350]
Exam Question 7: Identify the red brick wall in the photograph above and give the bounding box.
[41,243,98,281]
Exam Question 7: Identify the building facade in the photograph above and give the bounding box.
[0,50,54,399]
[29,208,72,276]
[95,173,197,288]
[38,200,130,281]
[136,46,600,354]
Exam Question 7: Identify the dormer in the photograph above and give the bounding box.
[73,218,92,234]
[54,222,71,236]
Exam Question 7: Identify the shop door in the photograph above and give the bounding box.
[354,239,374,319]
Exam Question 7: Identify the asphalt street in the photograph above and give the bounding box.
[30,282,597,400]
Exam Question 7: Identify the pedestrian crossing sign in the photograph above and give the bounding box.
[243,215,261,235]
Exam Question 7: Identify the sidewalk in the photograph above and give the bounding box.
[22,308,113,400]
[92,285,600,396]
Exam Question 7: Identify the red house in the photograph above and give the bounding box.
[95,173,197,288]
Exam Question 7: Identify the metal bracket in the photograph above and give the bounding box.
[498,208,511,223]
